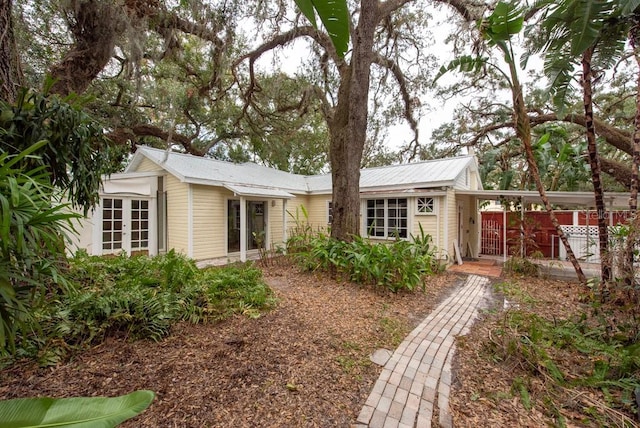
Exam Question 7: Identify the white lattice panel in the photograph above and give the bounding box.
[559,226,600,262]
[560,225,599,237]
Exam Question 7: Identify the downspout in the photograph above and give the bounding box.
[282,199,288,251]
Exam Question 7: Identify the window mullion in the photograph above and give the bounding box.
[384,199,389,239]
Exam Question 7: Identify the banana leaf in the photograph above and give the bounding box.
[0,390,154,428]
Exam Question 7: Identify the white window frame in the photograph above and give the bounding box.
[365,198,408,239]
[327,200,333,224]
[416,196,437,215]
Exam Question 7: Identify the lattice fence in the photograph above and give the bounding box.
[559,225,601,263]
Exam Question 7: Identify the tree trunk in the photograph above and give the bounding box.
[48,0,125,96]
[623,15,640,286]
[630,16,640,213]
[329,0,378,241]
[0,0,22,102]
[582,47,611,285]
[507,63,587,283]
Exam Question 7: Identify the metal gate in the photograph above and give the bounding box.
[481,219,502,255]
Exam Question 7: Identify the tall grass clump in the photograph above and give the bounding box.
[287,219,443,292]
[5,250,274,367]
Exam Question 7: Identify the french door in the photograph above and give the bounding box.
[101,197,151,255]
[227,200,266,253]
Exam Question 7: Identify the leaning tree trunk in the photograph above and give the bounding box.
[622,15,640,286]
[631,48,640,213]
[629,15,640,213]
[508,62,587,283]
[582,47,612,285]
[329,0,378,242]
[0,0,22,102]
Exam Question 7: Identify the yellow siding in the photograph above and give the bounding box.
[191,185,229,260]
[269,199,284,248]
[133,157,162,172]
[166,175,189,255]
[284,196,311,234]
[413,208,438,242]
[306,194,332,231]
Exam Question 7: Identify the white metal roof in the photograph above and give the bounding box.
[457,189,634,209]
[127,147,309,193]
[126,146,480,196]
[360,156,477,190]
[304,156,478,193]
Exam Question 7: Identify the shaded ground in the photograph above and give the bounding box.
[0,263,457,427]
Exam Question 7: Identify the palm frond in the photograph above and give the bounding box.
[432,56,488,85]
[544,52,577,116]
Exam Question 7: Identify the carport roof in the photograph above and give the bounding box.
[457,189,634,209]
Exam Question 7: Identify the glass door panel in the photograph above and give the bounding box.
[130,199,150,253]
[102,198,123,251]
[247,202,265,250]
[227,200,241,253]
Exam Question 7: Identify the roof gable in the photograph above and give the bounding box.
[127,147,310,193]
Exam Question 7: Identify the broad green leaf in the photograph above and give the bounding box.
[620,0,640,16]
[294,0,349,58]
[536,132,551,147]
[557,142,572,163]
[569,0,605,55]
[0,390,155,428]
[294,0,317,27]
[485,1,524,42]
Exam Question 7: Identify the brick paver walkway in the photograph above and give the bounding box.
[354,275,491,428]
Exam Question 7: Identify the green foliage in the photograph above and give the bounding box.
[503,257,540,277]
[287,223,442,292]
[0,88,122,212]
[294,0,349,58]
[0,390,154,428]
[535,0,635,114]
[6,251,274,366]
[484,292,640,424]
[0,143,79,353]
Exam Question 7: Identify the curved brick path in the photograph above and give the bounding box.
[354,275,492,428]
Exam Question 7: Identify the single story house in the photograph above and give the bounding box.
[71,146,484,263]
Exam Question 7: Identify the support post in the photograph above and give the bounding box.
[240,196,247,262]
[503,205,507,263]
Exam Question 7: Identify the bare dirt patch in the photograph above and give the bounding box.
[0,264,458,427]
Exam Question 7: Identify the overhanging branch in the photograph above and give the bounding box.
[372,53,419,158]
